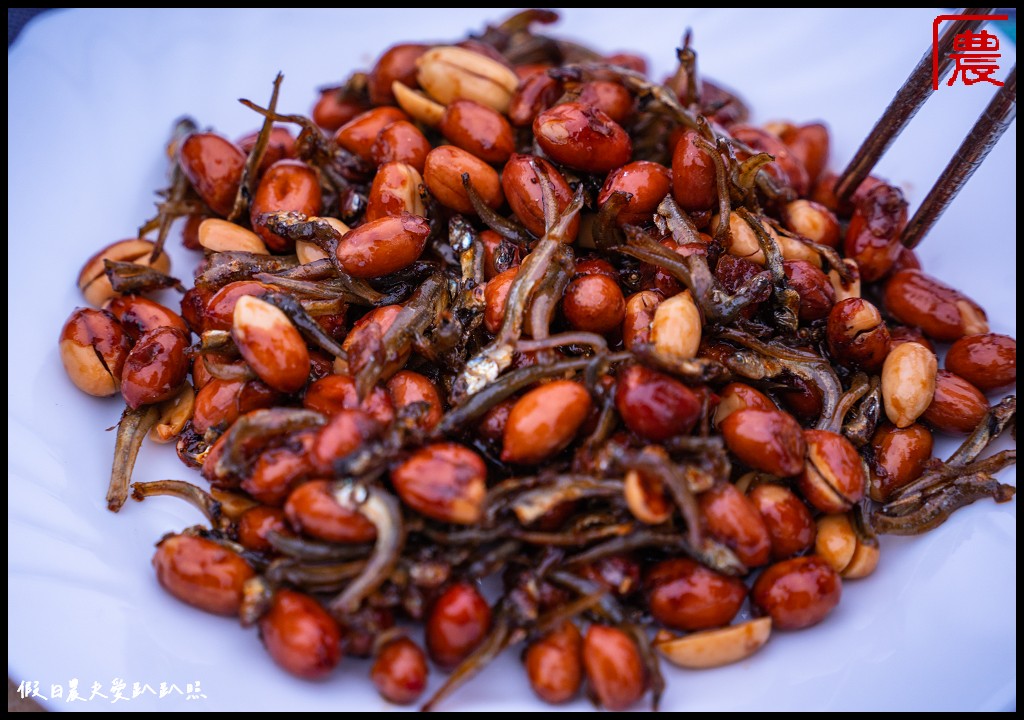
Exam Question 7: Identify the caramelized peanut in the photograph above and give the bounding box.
[336,213,429,278]
[749,483,816,560]
[720,408,806,477]
[501,154,578,240]
[121,327,190,408]
[365,162,426,222]
[423,145,503,214]
[645,557,747,631]
[583,625,646,711]
[284,478,377,544]
[250,159,322,252]
[921,370,988,435]
[884,269,989,342]
[439,99,515,163]
[178,132,246,216]
[59,308,131,397]
[153,534,254,616]
[260,589,342,679]
[672,129,716,212]
[371,636,429,705]
[334,106,409,160]
[826,298,891,373]
[752,556,841,630]
[391,443,487,524]
[368,43,429,106]
[713,382,776,427]
[371,120,431,172]
[425,582,492,670]
[562,273,626,334]
[524,622,583,704]
[869,422,934,502]
[502,380,592,463]
[533,103,632,173]
[881,341,937,428]
[386,370,443,430]
[615,364,701,441]
[597,160,672,227]
[232,295,311,393]
[798,430,865,513]
[699,483,772,567]
[945,333,1016,391]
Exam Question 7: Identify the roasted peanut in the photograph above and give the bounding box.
[577,80,633,123]
[779,122,829,185]
[561,273,626,334]
[284,478,377,544]
[240,432,316,503]
[814,513,879,580]
[699,483,773,567]
[250,159,322,252]
[508,71,561,127]
[945,333,1016,391]
[884,268,989,342]
[479,228,521,279]
[483,267,519,334]
[533,103,632,173]
[371,636,429,705]
[425,581,492,670]
[339,305,407,380]
[843,183,907,282]
[153,534,254,616]
[501,154,578,241]
[121,327,190,408]
[391,443,487,524]
[334,106,409,160]
[783,259,835,322]
[260,589,342,679]
[368,43,429,106]
[752,556,841,630]
[672,129,717,212]
[798,430,865,513]
[645,557,747,631]
[232,295,311,393]
[365,162,426,222]
[583,625,646,711]
[597,160,672,227]
[59,308,131,397]
[439,99,515,163]
[921,370,989,435]
[524,622,583,704]
[335,213,429,278]
[392,81,446,127]
[655,617,772,670]
[416,45,519,113]
[719,211,820,267]
[312,89,367,131]
[622,290,660,350]
[178,132,246,216]
[423,145,503,214]
[371,120,431,172]
[309,408,383,476]
[615,364,701,441]
[200,280,272,332]
[869,422,934,502]
[624,465,673,524]
[236,125,296,174]
[107,295,189,342]
[827,258,861,301]
[502,380,592,464]
[881,341,937,428]
[720,408,806,477]
[386,370,443,430]
[236,505,289,552]
[826,297,891,373]
[78,238,171,307]
[649,290,702,361]
[713,382,776,427]
[749,483,816,560]
[731,124,809,196]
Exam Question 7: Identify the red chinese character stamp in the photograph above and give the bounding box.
[932,14,1009,89]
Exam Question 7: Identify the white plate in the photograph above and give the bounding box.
[8,8,1016,712]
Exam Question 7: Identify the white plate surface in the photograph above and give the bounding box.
[8,7,1016,712]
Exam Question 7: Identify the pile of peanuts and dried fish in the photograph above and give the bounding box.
[57,9,1016,711]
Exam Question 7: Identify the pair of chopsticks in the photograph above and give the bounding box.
[835,7,1016,250]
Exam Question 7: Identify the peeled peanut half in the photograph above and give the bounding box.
[655,617,772,669]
